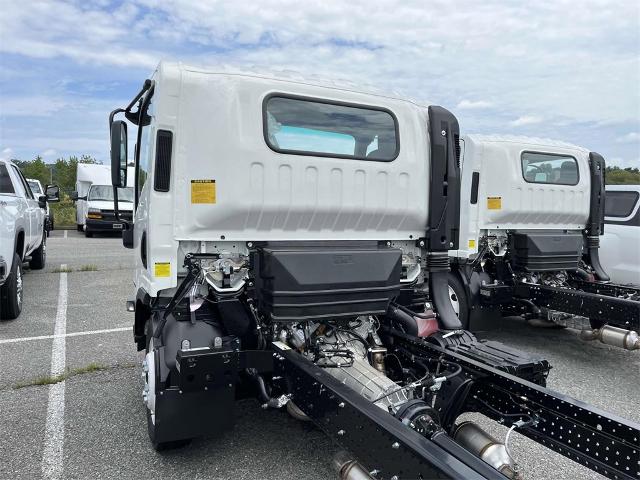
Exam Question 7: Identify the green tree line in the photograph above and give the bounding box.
[606,166,640,185]
[13,155,101,192]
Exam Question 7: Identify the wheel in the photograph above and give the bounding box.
[0,253,24,320]
[85,230,93,238]
[29,232,46,270]
[142,319,190,451]
[447,272,470,329]
[77,224,83,232]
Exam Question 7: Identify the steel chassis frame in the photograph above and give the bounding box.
[273,333,640,480]
[513,283,640,331]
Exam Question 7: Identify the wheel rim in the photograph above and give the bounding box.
[448,285,460,316]
[16,266,23,307]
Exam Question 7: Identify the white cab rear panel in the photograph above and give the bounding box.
[454,135,591,259]
[170,68,430,242]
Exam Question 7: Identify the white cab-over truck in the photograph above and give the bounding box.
[600,185,640,286]
[107,63,640,480]
[0,159,59,319]
[447,135,639,349]
[72,163,134,237]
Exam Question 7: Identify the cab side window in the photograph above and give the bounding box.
[0,164,15,194]
[605,191,639,218]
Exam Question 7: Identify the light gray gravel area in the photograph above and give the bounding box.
[0,230,637,480]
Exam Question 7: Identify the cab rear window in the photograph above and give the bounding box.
[605,191,639,218]
[264,95,399,161]
[521,152,579,185]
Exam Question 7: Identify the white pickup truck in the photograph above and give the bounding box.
[600,184,640,286]
[0,159,59,319]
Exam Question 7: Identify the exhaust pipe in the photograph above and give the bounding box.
[332,451,373,480]
[580,325,640,350]
[454,422,521,479]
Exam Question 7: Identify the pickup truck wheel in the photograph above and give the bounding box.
[29,232,46,270]
[0,253,23,320]
[448,272,470,329]
[76,224,83,232]
[143,320,190,451]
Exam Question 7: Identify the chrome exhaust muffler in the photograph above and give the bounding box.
[454,421,522,479]
[580,325,640,350]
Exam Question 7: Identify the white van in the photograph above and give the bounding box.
[73,163,134,237]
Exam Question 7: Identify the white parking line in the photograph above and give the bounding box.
[63,230,67,239]
[41,264,68,480]
[0,326,130,345]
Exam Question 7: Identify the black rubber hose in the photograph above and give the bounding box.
[572,267,592,281]
[386,305,419,336]
[429,269,463,330]
[587,236,610,282]
[390,302,437,320]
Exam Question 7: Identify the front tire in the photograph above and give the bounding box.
[29,232,46,270]
[448,272,470,329]
[77,224,83,232]
[0,253,24,320]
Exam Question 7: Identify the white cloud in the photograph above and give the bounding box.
[457,100,493,110]
[0,0,638,162]
[42,149,57,158]
[1,147,13,160]
[510,115,543,127]
[0,96,67,117]
[616,132,640,143]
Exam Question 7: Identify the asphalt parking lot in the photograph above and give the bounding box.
[0,230,638,480]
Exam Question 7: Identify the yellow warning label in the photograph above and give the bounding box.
[468,239,476,249]
[154,262,171,278]
[191,179,216,204]
[487,196,502,210]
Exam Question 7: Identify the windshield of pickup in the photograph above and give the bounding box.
[88,185,134,202]
[27,180,43,195]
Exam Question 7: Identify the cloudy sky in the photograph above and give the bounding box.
[1,0,639,167]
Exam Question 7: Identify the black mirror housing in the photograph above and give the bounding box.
[38,195,47,209]
[45,185,60,203]
[110,120,128,188]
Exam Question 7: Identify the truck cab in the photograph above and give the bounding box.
[105,63,640,480]
[447,135,639,346]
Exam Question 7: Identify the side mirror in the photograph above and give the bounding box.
[71,191,79,201]
[38,195,47,209]
[45,185,60,203]
[110,120,128,188]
